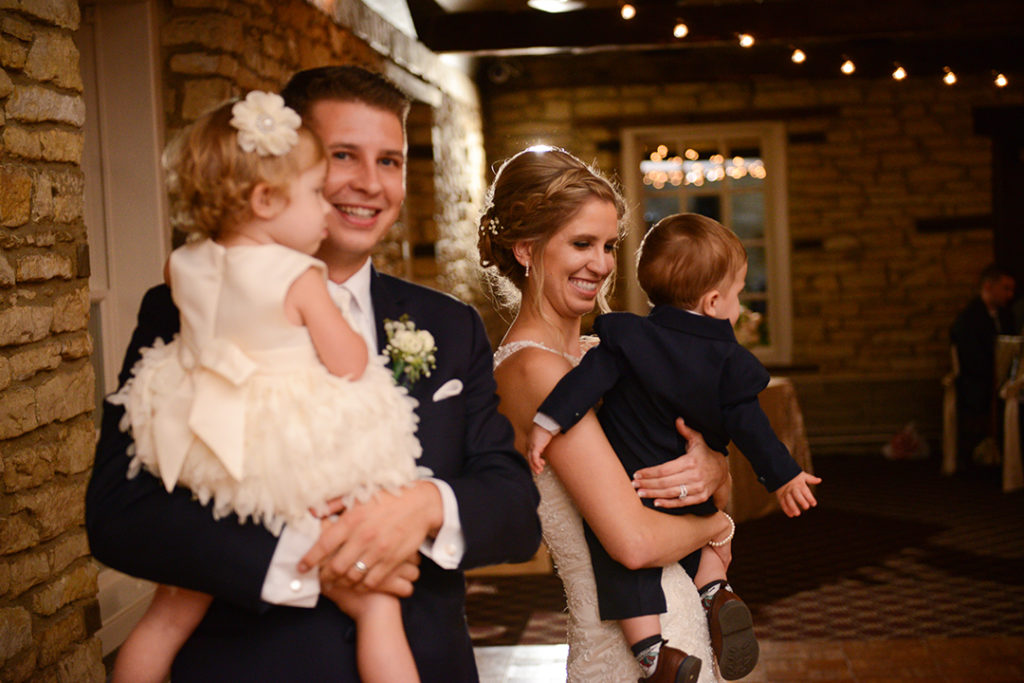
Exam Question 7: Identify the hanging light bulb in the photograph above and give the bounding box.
[673,20,689,39]
[790,48,806,64]
[738,33,755,48]
[620,3,635,20]
[892,63,907,81]
[841,58,855,75]
[994,72,1008,87]
[943,66,957,85]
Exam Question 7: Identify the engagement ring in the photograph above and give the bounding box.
[354,560,369,573]
[678,484,688,500]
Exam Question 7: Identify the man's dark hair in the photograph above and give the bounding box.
[280,65,410,123]
[980,262,1012,286]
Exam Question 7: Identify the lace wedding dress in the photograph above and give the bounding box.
[495,341,720,682]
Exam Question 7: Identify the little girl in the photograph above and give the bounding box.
[109,91,426,683]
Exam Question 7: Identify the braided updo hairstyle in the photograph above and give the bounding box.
[477,146,626,311]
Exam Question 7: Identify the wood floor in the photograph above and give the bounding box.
[470,454,1024,681]
[475,636,1024,681]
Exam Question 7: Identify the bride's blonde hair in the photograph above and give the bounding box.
[477,146,626,314]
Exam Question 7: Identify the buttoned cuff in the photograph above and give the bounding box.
[533,412,561,434]
[418,478,464,569]
[260,517,320,608]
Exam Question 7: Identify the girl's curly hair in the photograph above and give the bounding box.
[163,100,325,239]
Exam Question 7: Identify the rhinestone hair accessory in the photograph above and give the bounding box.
[229,91,302,157]
[482,214,502,236]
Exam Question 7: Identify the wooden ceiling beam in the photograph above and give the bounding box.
[477,36,1024,90]
[416,0,1024,55]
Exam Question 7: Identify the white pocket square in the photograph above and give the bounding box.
[432,379,463,402]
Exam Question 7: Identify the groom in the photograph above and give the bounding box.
[86,66,541,681]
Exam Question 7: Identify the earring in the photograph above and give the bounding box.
[525,263,531,278]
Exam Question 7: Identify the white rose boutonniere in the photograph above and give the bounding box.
[229,91,301,157]
[384,315,437,387]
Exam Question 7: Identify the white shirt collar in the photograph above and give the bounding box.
[326,258,376,349]
[339,258,373,318]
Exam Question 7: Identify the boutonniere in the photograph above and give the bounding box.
[384,315,437,387]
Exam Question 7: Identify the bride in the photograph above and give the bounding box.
[479,147,733,682]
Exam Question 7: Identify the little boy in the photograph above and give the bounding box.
[528,213,820,682]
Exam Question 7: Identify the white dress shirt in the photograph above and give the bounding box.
[261,258,465,607]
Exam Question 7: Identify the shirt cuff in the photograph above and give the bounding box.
[260,517,320,608]
[418,478,464,570]
[533,412,561,434]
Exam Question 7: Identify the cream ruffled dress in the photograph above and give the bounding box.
[111,240,426,536]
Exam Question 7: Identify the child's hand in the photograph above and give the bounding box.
[526,425,555,475]
[775,471,822,517]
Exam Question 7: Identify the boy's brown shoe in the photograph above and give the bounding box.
[708,588,759,680]
[639,643,701,683]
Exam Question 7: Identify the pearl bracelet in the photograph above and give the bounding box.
[708,512,735,547]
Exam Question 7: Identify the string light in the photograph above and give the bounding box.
[943,66,957,85]
[673,20,689,39]
[790,48,806,64]
[738,33,755,48]
[892,63,907,81]
[994,72,1008,87]
[620,3,635,20]
[841,58,856,75]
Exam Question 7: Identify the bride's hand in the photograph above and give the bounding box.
[633,418,730,509]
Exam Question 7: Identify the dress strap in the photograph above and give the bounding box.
[493,340,581,370]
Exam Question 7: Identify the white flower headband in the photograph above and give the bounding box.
[229,91,301,157]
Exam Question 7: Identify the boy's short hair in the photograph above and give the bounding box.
[280,65,410,124]
[637,213,747,309]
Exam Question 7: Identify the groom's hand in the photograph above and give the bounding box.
[300,481,443,590]
[632,418,730,509]
[321,556,421,599]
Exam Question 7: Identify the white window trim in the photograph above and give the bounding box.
[620,121,793,365]
[80,0,168,656]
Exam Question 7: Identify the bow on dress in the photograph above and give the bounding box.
[148,337,257,492]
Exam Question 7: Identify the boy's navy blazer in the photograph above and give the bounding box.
[86,269,541,682]
[540,305,801,493]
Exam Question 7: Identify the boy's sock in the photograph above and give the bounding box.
[631,634,665,678]
[698,579,730,614]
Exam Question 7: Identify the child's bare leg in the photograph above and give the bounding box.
[695,544,727,590]
[620,613,663,648]
[622,614,701,682]
[112,584,212,683]
[352,593,419,683]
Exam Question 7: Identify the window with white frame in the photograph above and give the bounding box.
[621,122,792,365]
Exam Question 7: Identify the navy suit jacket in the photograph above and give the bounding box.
[86,269,541,682]
[950,295,1016,413]
[540,305,801,496]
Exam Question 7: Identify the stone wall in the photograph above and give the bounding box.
[1,1,105,681]
[161,0,486,300]
[0,0,487,679]
[483,77,1024,449]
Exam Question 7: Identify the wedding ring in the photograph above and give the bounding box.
[354,560,369,574]
[678,484,688,500]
